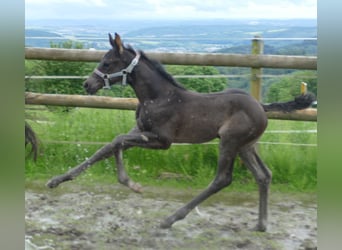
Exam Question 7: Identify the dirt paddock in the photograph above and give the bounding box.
[25,181,316,250]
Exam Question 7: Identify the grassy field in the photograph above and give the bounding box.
[25,107,317,192]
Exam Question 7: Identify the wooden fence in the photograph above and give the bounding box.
[25,39,317,121]
[25,92,317,121]
[25,47,317,69]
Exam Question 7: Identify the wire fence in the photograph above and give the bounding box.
[40,140,317,147]
[25,73,318,80]
[39,130,317,148]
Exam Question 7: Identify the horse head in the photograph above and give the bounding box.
[83,33,140,94]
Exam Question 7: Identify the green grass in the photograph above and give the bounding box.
[25,107,317,192]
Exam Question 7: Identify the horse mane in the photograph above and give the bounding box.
[125,46,186,90]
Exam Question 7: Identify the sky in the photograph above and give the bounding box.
[25,0,317,20]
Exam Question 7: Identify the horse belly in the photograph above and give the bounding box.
[172,116,221,143]
[173,133,217,143]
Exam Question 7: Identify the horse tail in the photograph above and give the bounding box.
[261,93,315,112]
[25,122,39,161]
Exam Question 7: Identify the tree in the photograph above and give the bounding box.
[25,41,96,95]
[265,71,317,102]
[166,65,227,93]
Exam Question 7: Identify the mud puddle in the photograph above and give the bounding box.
[25,181,316,249]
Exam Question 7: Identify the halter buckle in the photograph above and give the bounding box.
[103,78,111,89]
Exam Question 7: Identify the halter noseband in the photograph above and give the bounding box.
[93,51,140,89]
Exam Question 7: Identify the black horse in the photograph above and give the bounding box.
[47,33,314,231]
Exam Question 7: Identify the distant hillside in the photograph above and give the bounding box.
[24,19,317,53]
[125,22,316,40]
[25,29,62,37]
[121,21,317,53]
[25,29,68,48]
[216,39,317,56]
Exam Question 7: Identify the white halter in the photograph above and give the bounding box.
[93,51,140,88]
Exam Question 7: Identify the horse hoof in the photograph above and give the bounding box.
[46,179,59,188]
[160,216,175,229]
[160,221,172,229]
[252,224,267,232]
[128,181,143,193]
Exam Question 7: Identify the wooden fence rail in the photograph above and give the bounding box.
[25,47,317,70]
[25,92,317,121]
[25,92,138,110]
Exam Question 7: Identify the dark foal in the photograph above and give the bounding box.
[47,33,314,231]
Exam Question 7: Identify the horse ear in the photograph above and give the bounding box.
[110,33,123,54]
[109,33,116,48]
[108,33,124,54]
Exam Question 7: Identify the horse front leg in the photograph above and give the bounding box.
[46,126,136,188]
[111,131,171,192]
[113,149,143,193]
[47,128,170,193]
[46,139,118,188]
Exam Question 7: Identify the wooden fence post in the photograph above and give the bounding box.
[301,82,308,94]
[250,36,264,101]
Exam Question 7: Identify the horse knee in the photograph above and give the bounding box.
[211,174,232,192]
[256,169,272,187]
[111,135,123,145]
[224,174,233,186]
[265,168,272,184]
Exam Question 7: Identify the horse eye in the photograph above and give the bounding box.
[103,62,110,68]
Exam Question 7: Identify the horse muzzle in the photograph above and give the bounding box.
[83,78,103,95]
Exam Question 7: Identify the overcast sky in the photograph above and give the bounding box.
[25,0,317,20]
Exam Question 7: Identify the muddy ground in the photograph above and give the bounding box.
[25,180,316,250]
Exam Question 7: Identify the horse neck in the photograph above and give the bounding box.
[130,59,182,102]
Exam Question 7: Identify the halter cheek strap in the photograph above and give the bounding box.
[93,51,140,89]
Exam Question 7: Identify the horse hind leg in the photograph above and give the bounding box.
[160,142,237,229]
[239,146,272,232]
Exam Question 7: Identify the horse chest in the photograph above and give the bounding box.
[136,100,177,131]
